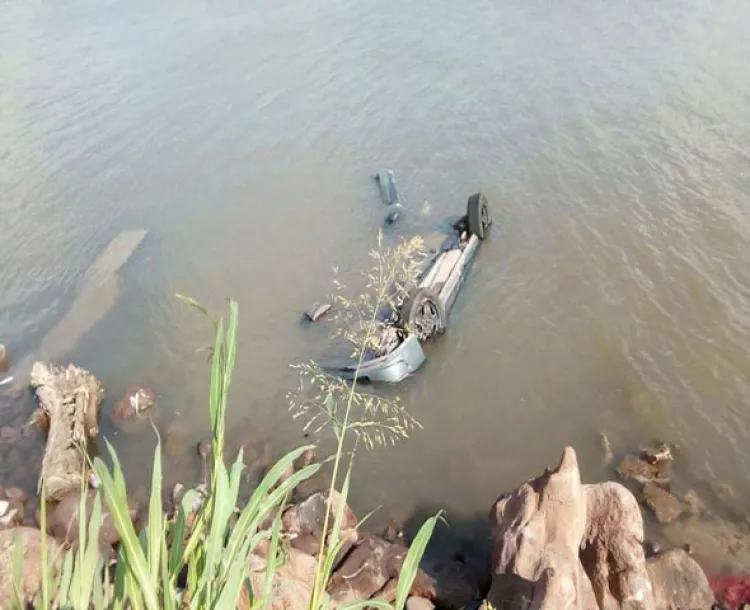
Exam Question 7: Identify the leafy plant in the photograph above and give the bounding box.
[12,241,438,610]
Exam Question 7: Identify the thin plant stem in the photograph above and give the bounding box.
[309,254,403,610]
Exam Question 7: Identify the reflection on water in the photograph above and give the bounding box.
[2,0,750,571]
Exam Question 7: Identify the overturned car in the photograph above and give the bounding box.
[332,192,492,383]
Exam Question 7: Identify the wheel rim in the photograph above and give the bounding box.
[413,300,440,339]
[481,203,489,228]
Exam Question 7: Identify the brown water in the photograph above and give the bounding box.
[2,0,750,555]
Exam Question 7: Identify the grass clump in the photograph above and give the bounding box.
[12,232,439,610]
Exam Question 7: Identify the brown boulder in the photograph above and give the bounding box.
[112,385,157,423]
[581,482,655,610]
[46,490,138,548]
[617,454,669,485]
[0,344,7,373]
[487,446,598,610]
[647,549,714,610]
[328,534,390,603]
[247,544,321,610]
[0,527,61,607]
[643,483,682,524]
[282,490,358,542]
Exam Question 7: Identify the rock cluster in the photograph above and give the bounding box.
[487,447,715,610]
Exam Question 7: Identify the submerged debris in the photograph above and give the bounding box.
[304,302,332,322]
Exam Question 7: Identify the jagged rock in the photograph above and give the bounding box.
[282,490,358,542]
[647,549,714,610]
[643,483,682,524]
[640,441,676,466]
[31,362,104,501]
[617,453,669,485]
[581,482,655,609]
[328,534,391,603]
[487,446,598,610]
[112,385,156,423]
[245,540,321,610]
[0,527,62,607]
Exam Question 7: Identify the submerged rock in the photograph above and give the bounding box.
[617,453,669,484]
[643,483,682,524]
[46,490,138,549]
[113,385,157,423]
[647,549,714,610]
[304,302,333,322]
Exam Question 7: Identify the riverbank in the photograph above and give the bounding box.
[2,355,750,609]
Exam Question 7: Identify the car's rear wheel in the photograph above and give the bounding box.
[467,193,491,239]
[400,287,446,340]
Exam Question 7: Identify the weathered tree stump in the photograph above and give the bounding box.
[30,362,103,502]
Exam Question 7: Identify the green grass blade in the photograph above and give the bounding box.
[113,548,126,610]
[394,513,442,610]
[258,462,321,521]
[147,428,164,583]
[167,489,197,578]
[226,445,317,560]
[58,549,74,606]
[215,535,254,610]
[94,448,160,610]
[318,459,354,590]
[261,498,285,610]
[40,481,50,610]
[209,318,225,446]
[80,492,103,607]
[161,533,176,610]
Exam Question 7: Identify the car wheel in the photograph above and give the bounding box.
[400,287,446,340]
[467,193,491,239]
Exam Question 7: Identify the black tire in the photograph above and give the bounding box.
[467,193,490,239]
[400,287,446,340]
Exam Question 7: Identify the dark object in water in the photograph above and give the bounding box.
[385,203,404,224]
[305,302,333,322]
[375,170,400,206]
[331,192,491,383]
[0,345,7,373]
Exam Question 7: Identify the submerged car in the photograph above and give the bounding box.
[334,192,491,383]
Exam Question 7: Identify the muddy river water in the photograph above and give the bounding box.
[2,0,750,564]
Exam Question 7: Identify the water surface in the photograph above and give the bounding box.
[2,0,750,566]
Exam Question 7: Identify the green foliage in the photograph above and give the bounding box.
[12,249,437,609]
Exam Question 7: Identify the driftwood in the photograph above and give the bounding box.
[30,362,103,502]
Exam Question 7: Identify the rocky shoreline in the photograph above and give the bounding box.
[1,356,750,608]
